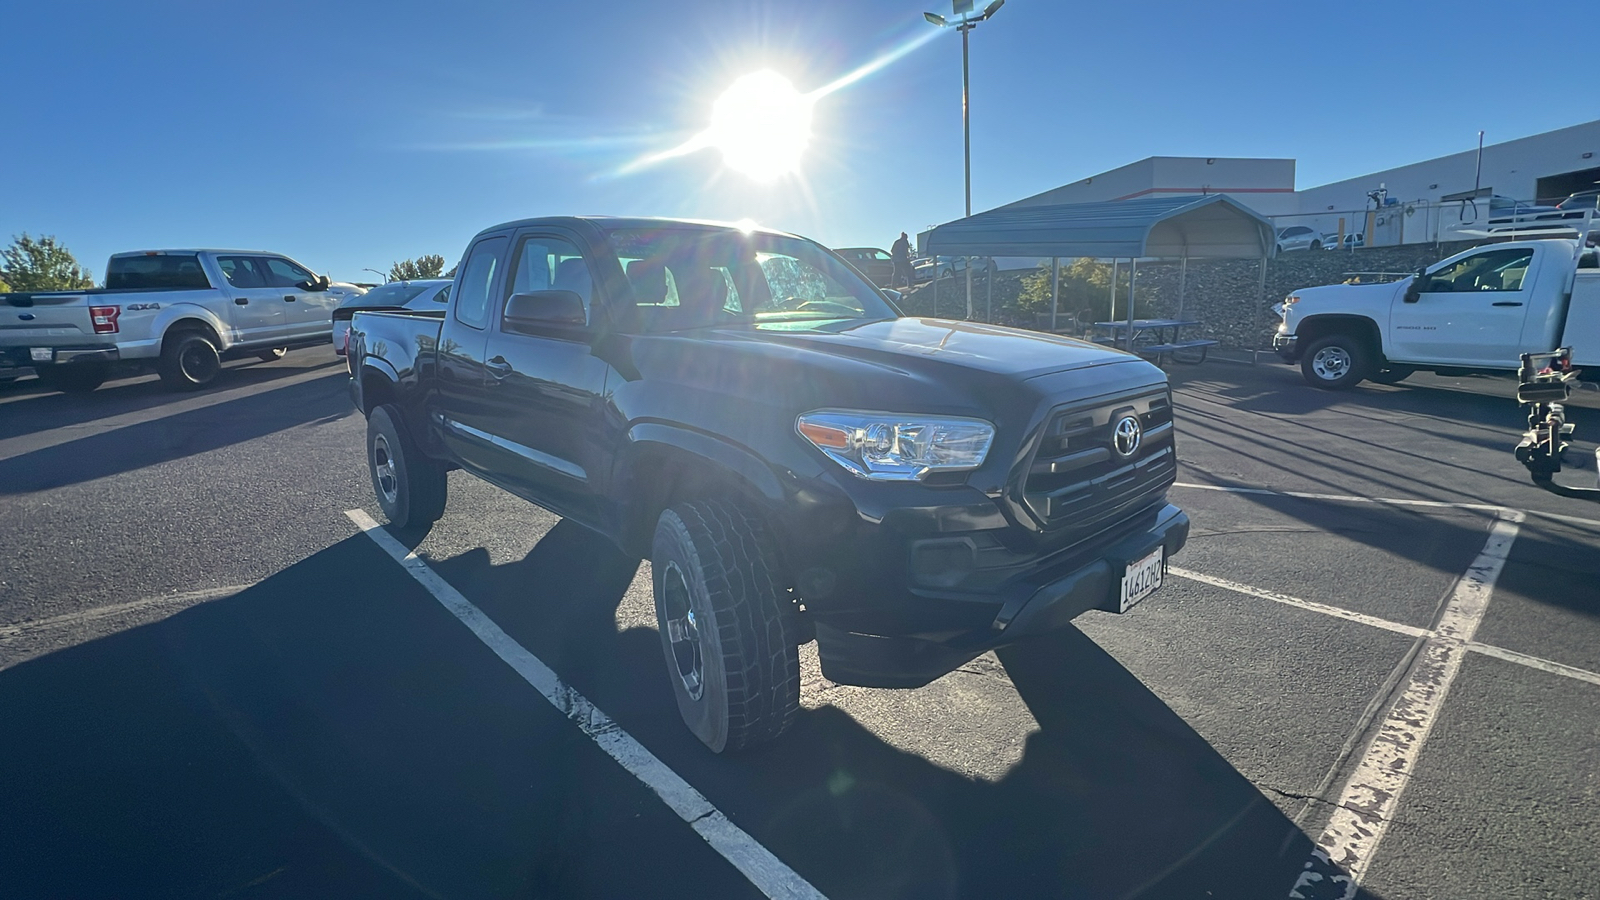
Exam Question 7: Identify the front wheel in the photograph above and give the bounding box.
[652,500,800,753]
[366,404,448,530]
[1300,334,1371,389]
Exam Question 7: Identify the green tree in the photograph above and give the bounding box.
[1,233,95,291]
[1017,257,1118,321]
[389,254,446,282]
[0,275,10,293]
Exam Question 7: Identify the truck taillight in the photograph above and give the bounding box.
[90,305,121,334]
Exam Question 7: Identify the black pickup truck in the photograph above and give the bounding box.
[349,216,1189,753]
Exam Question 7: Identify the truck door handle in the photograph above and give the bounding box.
[283,295,297,302]
[1492,301,1523,307]
[234,298,249,305]
[485,357,513,380]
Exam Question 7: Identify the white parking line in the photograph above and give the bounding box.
[1172,481,1600,530]
[345,510,826,900]
[0,584,246,640]
[1170,568,1600,691]
[1290,510,1522,899]
[1465,642,1600,688]
[1169,568,1429,639]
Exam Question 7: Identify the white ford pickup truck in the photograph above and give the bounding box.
[1273,237,1599,388]
[0,249,361,392]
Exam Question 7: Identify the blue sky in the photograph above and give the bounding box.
[5,0,1590,283]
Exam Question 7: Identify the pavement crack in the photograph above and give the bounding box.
[1259,784,1390,821]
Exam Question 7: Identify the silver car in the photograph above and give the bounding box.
[1275,225,1326,253]
[332,279,451,356]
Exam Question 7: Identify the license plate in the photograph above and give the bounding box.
[1119,547,1165,613]
[30,348,53,362]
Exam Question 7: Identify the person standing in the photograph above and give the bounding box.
[890,232,912,288]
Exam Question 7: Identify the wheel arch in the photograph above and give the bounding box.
[614,425,786,562]
[154,305,229,350]
[1296,314,1384,358]
[357,359,401,416]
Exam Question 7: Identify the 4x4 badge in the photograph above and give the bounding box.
[1112,415,1142,458]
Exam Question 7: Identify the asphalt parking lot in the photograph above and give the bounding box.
[2,348,1597,900]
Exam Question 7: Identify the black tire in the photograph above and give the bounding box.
[1370,365,1415,385]
[256,347,288,362]
[157,330,222,391]
[35,364,106,394]
[1300,333,1371,390]
[1309,240,1323,251]
[366,404,448,530]
[651,500,799,753]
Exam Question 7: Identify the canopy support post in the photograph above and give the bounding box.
[1253,254,1268,366]
[1126,259,1138,351]
[1050,257,1059,331]
[986,258,993,323]
[932,259,938,318]
[1109,259,1119,326]
[1177,253,1188,320]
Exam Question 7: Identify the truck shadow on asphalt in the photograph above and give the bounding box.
[0,369,352,494]
[430,520,1384,900]
[0,524,1381,899]
[0,356,346,444]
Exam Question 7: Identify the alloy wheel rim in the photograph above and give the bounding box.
[1312,346,1351,381]
[372,433,399,505]
[182,344,218,381]
[661,561,704,700]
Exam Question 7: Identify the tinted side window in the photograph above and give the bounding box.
[105,255,211,290]
[262,257,314,288]
[454,237,507,329]
[507,235,593,324]
[1425,249,1535,293]
[216,256,268,289]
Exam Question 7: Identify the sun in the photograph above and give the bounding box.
[705,70,813,182]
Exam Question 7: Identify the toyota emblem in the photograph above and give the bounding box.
[1112,415,1142,458]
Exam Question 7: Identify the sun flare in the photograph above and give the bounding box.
[705,70,813,182]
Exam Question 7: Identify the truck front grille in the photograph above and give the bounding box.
[1020,388,1176,533]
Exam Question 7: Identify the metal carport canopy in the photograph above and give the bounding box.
[923,194,1276,260]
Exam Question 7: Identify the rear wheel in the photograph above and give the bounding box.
[1370,365,1415,385]
[35,364,107,394]
[158,331,222,391]
[1300,333,1371,389]
[367,404,448,530]
[1309,240,1323,251]
[651,500,799,753]
[256,347,288,362]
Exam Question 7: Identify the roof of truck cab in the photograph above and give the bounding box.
[475,215,799,239]
[107,249,290,257]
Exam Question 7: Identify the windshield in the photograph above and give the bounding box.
[337,281,437,309]
[605,227,897,333]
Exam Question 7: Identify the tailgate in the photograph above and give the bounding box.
[0,293,96,347]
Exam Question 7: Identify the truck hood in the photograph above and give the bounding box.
[1283,279,1408,330]
[702,316,1133,379]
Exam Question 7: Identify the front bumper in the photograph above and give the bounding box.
[1272,332,1299,363]
[795,497,1190,688]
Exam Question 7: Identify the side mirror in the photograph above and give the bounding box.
[882,288,903,305]
[503,290,586,330]
[1403,276,1424,303]
[299,274,332,291]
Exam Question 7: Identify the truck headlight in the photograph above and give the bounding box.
[797,410,995,481]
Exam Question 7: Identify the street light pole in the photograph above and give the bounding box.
[961,18,972,320]
[925,0,1004,321]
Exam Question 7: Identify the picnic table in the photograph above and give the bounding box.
[1089,318,1218,364]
